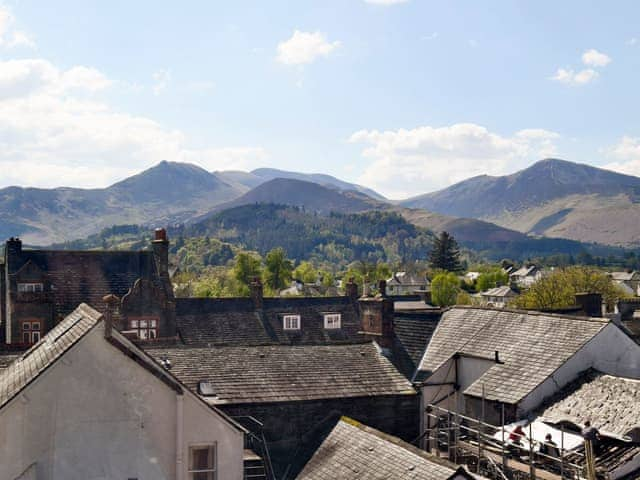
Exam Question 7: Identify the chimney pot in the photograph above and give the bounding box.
[250,277,264,310]
[154,228,168,242]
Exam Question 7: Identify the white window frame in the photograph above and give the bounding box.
[283,314,301,330]
[21,320,41,344]
[188,444,217,480]
[17,283,44,293]
[323,313,341,329]
[128,317,158,340]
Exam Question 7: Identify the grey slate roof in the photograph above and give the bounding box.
[481,286,516,298]
[418,307,609,404]
[539,369,640,440]
[147,342,416,404]
[296,417,482,480]
[0,303,101,410]
[175,296,364,346]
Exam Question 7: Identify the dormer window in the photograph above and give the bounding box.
[17,283,43,293]
[283,314,301,330]
[324,313,341,329]
[129,317,158,340]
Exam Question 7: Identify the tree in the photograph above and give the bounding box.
[264,247,293,291]
[513,266,629,311]
[431,272,461,307]
[429,232,463,272]
[233,252,262,289]
[293,261,318,284]
[476,269,509,292]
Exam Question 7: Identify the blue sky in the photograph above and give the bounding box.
[1,0,640,198]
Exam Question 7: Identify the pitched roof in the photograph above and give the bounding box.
[175,296,364,346]
[393,315,440,379]
[481,286,516,297]
[511,266,537,277]
[610,271,638,282]
[388,272,427,286]
[418,307,608,404]
[538,369,640,440]
[296,417,483,480]
[146,342,416,404]
[0,303,101,410]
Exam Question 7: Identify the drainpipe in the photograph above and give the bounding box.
[176,393,184,480]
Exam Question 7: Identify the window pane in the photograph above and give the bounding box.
[23,332,30,343]
[139,329,149,340]
[192,447,211,469]
[130,320,139,328]
[32,332,40,342]
[140,320,148,328]
[23,323,30,330]
[150,329,157,339]
[150,319,157,327]
[32,322,40,331]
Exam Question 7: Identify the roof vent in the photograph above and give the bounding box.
[159,356,172,370]
[198,380,216,397]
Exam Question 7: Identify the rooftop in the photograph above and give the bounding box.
[538,369,640,440]
[296,417,481,480]
[418,306,608,404]
[147,342,416,404]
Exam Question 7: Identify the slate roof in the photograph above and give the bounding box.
[0,353,20,371]
[388,272,428,286]
[9,249,162,318]
[610,271,638,282]
[147,342,416,405]
[418,307,609,404]
[393,314,440,380]
[481,286,516,298]
[175,296,364,346]
[0,303,101,410]
[510,266,537,277]
[296,417,482,480]
[539,369,640,440]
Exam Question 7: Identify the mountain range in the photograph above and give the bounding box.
[402,159,640,247]
[2,158,640,254]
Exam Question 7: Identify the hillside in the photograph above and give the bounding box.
[401,158,640,247]
[0,161,243,245]
[217,167,386,200]
[206,178,385,217]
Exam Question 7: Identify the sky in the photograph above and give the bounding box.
[1,0,640,198]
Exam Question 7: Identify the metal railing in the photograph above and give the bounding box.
[233,415,276,480]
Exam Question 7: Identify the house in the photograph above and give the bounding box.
[609,270,640,296]
[0,303,246,480]
[479,285,517,308]
[418,306,640,427]
[386,271,429,296]
[296,417,483,480]
[1,229,175,347]
[509,264,543,287]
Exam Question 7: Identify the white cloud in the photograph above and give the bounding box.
[350,123,561,198]
[551,67,598,85]
[152,69,171,95]
[603,136,640,177]
[0,6,34,49]
[628,37,638,46]
[276,30,340,65]
[364,0,410,4]
[581,49,611,67]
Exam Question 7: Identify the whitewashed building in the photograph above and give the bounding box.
[0,303,246,480]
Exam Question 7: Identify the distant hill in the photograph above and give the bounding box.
[0,161,243,245]
[217,167,386,200]
[401,159,640,247]
[206,178,385,217]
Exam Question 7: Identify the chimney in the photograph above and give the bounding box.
[152,228,169,276]
[358,293,395,350]
[250,277,263,310]
[378,279,387,297]
[575,292,603,318]
[102,294,120,339]
[345,277,358,302]
[5,237,22,266]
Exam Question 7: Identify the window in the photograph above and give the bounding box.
[324,313,341,329]
[21,321,41,344]
[17,283,43,293]
[128,317,158,340]
[283,314,300,330]
[188,445,216,480]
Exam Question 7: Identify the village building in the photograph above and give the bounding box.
[479,285,517,308]
[0,303,246,480]
[609,270,640,296]
[296,417,483,480]
[0,229,175,347]
[509,265,542,288]
[386,271,430,296]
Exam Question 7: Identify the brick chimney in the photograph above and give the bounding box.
[102,294,120,339]
[575,292,603,317]
[5,237,22,270]
[152,228,169,276]
[358,288,395,349]
[250,277,263,310]
[345,277,359,302]
[378,279,387,297]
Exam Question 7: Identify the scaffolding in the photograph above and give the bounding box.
[422,403,597,480]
